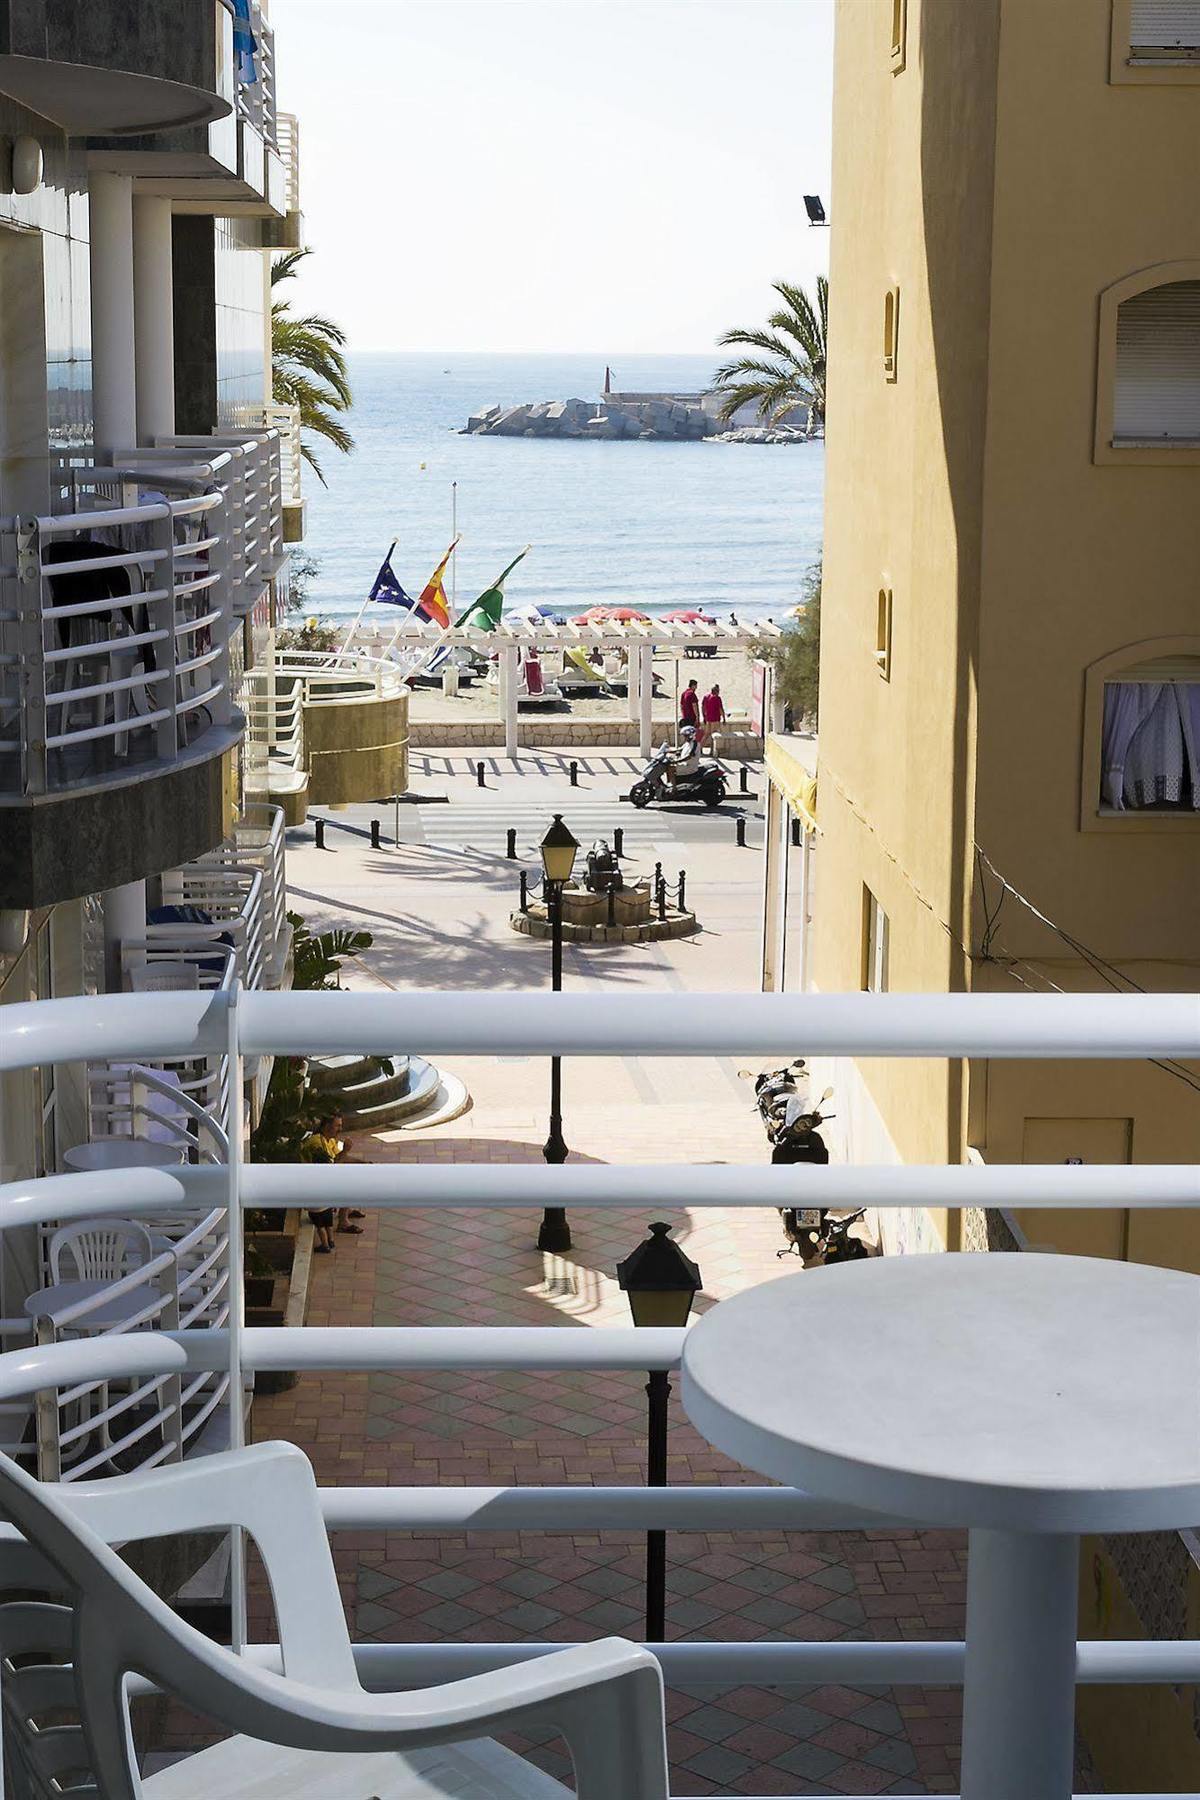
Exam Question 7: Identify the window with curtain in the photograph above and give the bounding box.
[1100,672,1200,811]
[1112,281,1200,443]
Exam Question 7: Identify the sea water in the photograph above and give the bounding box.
[299,352,824,629]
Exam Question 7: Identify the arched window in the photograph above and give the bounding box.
[1113,281,1200,443]
[1095,264,1200,462]
[1099,653,1200,813]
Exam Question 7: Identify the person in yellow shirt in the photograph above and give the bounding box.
[300,1111,362,1251]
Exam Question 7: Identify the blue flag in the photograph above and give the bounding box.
[368,544,415,610]
[232,0,258,84]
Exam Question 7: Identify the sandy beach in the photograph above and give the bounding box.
[357,639,757,728]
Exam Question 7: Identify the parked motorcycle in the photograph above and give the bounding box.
[781,1206,870,1267]
[628,740,727,809]
[739,1065,871,1265]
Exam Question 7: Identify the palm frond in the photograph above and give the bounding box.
[270,247,310,287]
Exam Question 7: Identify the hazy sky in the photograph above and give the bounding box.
[270,0,834,354]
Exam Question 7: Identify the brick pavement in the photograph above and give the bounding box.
[183,759,1101,1794]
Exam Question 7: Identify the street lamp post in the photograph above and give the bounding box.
[617,1221,703,1642]
[538,815,579,1254]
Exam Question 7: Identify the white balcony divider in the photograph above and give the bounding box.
[275,111,300,216]
[0,487,233,797]
[229,802,290,984]
[261,401,302,506]
[239,4,278,149]
[0,984,1195,1765]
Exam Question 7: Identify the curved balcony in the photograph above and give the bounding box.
[0,54,231,136]
[0,467,250,910]
[246,648,410,820]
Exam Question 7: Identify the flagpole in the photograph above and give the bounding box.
[343,538,397,654]
[451,482,458,609]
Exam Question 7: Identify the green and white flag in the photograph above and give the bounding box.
[456,547,529,631]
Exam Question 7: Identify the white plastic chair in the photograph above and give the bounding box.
[0,1438,670,1798]
[48,1218,155,1287]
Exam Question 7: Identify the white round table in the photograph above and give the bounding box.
[682,1253,1200,1800]
[62,1138,185,1173]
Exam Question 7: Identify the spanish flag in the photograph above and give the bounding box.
[416,537,459,629]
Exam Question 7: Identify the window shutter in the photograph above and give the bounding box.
[1129,0,1200,49]
[1113,282,1200,442]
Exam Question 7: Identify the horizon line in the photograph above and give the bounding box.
[346,346,722,359]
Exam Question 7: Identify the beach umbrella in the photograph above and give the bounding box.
[661,609,716,625]
[573,606,651,624]
[514,602,567,624]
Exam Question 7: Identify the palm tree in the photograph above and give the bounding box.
[270,248,354,484]
[713,276,828,434]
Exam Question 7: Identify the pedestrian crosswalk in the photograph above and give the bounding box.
[416,800,674,854]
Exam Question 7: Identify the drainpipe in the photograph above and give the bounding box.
[133,195,176,444]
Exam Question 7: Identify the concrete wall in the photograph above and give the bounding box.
[814,0,1001,1180]
[816,0,1198,1192]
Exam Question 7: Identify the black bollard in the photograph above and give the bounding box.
[370,818,381,849]
[476,760,486,788]
[569,760,579,787]
[678,870,686,913]
[506,827,517,859]
[607,887,617,927]
[519,870,529,913]
[791,817,802,848]
[739,765,749,794]
[736,816,747,848]
[314,817,326,850]
[658,877,667,922]
[613,827,624,859]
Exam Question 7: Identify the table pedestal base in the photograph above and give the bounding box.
[961,1529,1078,1799]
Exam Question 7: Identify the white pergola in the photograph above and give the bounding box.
[348,614,783,757]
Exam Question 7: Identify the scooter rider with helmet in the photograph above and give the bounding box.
[665,724,701,784]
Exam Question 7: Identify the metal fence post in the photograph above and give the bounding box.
[678,870,686,913]
[613,826,624,859]
[520,869,528,912]
[736,817,747,847]
[506,827,517,859]
[370,818,381,849]
[16,518,47,796]
[476,760,486,787]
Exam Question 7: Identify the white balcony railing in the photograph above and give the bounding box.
[260,402,302,508]
[135,430,285,620]
[0,487,233,798]
[0,985,1196,1790]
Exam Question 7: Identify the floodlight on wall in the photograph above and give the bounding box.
[803,194,828,227]
[12,136,43,196]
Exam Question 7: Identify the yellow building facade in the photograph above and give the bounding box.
[810,0,1199,1265]
[805,9,1200,1781]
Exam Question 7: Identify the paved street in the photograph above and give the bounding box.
[239,745,975,1795]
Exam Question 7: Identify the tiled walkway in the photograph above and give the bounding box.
[253,1137,968,1796]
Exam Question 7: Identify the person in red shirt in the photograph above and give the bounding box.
[679,678,700,732]
[699,682,725,751]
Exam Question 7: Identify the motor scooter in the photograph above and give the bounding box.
[739,1065,871,1265]
[628,741,727,809]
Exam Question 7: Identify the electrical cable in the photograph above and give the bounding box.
[973,846,1200,1098]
